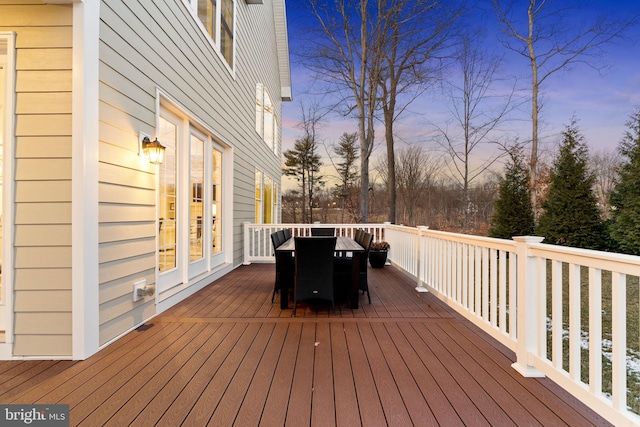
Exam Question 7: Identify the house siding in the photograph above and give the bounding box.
[0,3,73,357]
[0,0,288,357]
[97,0,286,345]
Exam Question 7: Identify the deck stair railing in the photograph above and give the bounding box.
[243,222,640,426]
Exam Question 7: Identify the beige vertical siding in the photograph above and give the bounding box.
[1,3,73,357]
[97,0,287,345]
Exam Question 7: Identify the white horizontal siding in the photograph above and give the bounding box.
[96,0,288,345]
[2,3,73,357]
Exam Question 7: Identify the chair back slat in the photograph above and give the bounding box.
[311,227,335,236]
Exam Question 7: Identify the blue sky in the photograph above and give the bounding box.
[281,1,640,171]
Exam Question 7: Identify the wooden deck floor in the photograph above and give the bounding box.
[0,264,611,426]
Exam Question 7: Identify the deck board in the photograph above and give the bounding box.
[234,322,288,426]
[0,263,614,426]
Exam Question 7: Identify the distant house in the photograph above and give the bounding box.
[0,0,291,359]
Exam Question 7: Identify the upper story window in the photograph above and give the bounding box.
[256,83,278,155]
[220,0,234,67]
[192,0,235,67]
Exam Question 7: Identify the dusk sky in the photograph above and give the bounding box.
[281,0,640,178]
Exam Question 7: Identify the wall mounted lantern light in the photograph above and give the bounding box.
[141,136,166,165]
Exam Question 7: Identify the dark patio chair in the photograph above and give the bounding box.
[310,227,335,236]
[334,231,373,304]
[271,230,293,303]
[354,228,364,245]
[283,228,292,240]
[293,236,337,316]
[357,231,374,303]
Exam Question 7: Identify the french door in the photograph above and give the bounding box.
[157,106,224,297]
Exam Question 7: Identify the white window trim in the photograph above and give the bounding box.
[181,0,236,75]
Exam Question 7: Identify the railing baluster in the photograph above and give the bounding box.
[611,271,627,413]
[589,266,602,396]
[569,262,581,382]
[499,249,507,334]
[552,259,563,370]
[490,248,498,328]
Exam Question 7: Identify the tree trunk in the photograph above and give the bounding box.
[527,3,539,219]
[384,108,396,224]
[359,117,369,223]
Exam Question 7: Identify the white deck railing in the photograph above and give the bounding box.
[243,222,640,426]
[242,222,387,264]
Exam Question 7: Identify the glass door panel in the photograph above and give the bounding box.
[189,135,204,261]
[157,114,182,291]
[158,118,177,271]
[189,131,206,277]
[212,148,222,256]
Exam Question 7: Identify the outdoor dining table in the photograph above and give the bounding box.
[275,236,365,310]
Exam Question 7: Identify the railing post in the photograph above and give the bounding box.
[383,222,391,265]
[243,222,251,265]
[415,226,429,293]
[512,236,545,377]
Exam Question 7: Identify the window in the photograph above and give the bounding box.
[197,0,216,41]
[255,84,278,155]
[255,170,277,224]
[273,182,281,224]
[191,0,234,67]
[263,175,273,224]
[220,0,234,67]
[255,169,262,223]
[255,84,263,136]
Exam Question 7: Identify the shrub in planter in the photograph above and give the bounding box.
[368,241,390,268]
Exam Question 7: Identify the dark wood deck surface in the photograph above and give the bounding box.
[0,264,611,426]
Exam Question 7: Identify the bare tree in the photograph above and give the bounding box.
[374,0,466,224]
[493,0,637,211]
[281,189,301,223]
[435,37,516,232]
[302,0,382,222]
[589,148,622,220]
[395,146,444,226]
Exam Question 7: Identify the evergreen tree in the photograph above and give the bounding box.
[332,132,359,222]
[488,145,535,239]
[536,121,607,250]
[283,135,324,223]
[609,109,640,255]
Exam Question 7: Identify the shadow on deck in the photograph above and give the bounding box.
[0,264,611,426]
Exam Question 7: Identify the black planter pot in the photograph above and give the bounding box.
[368,250,388,268]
